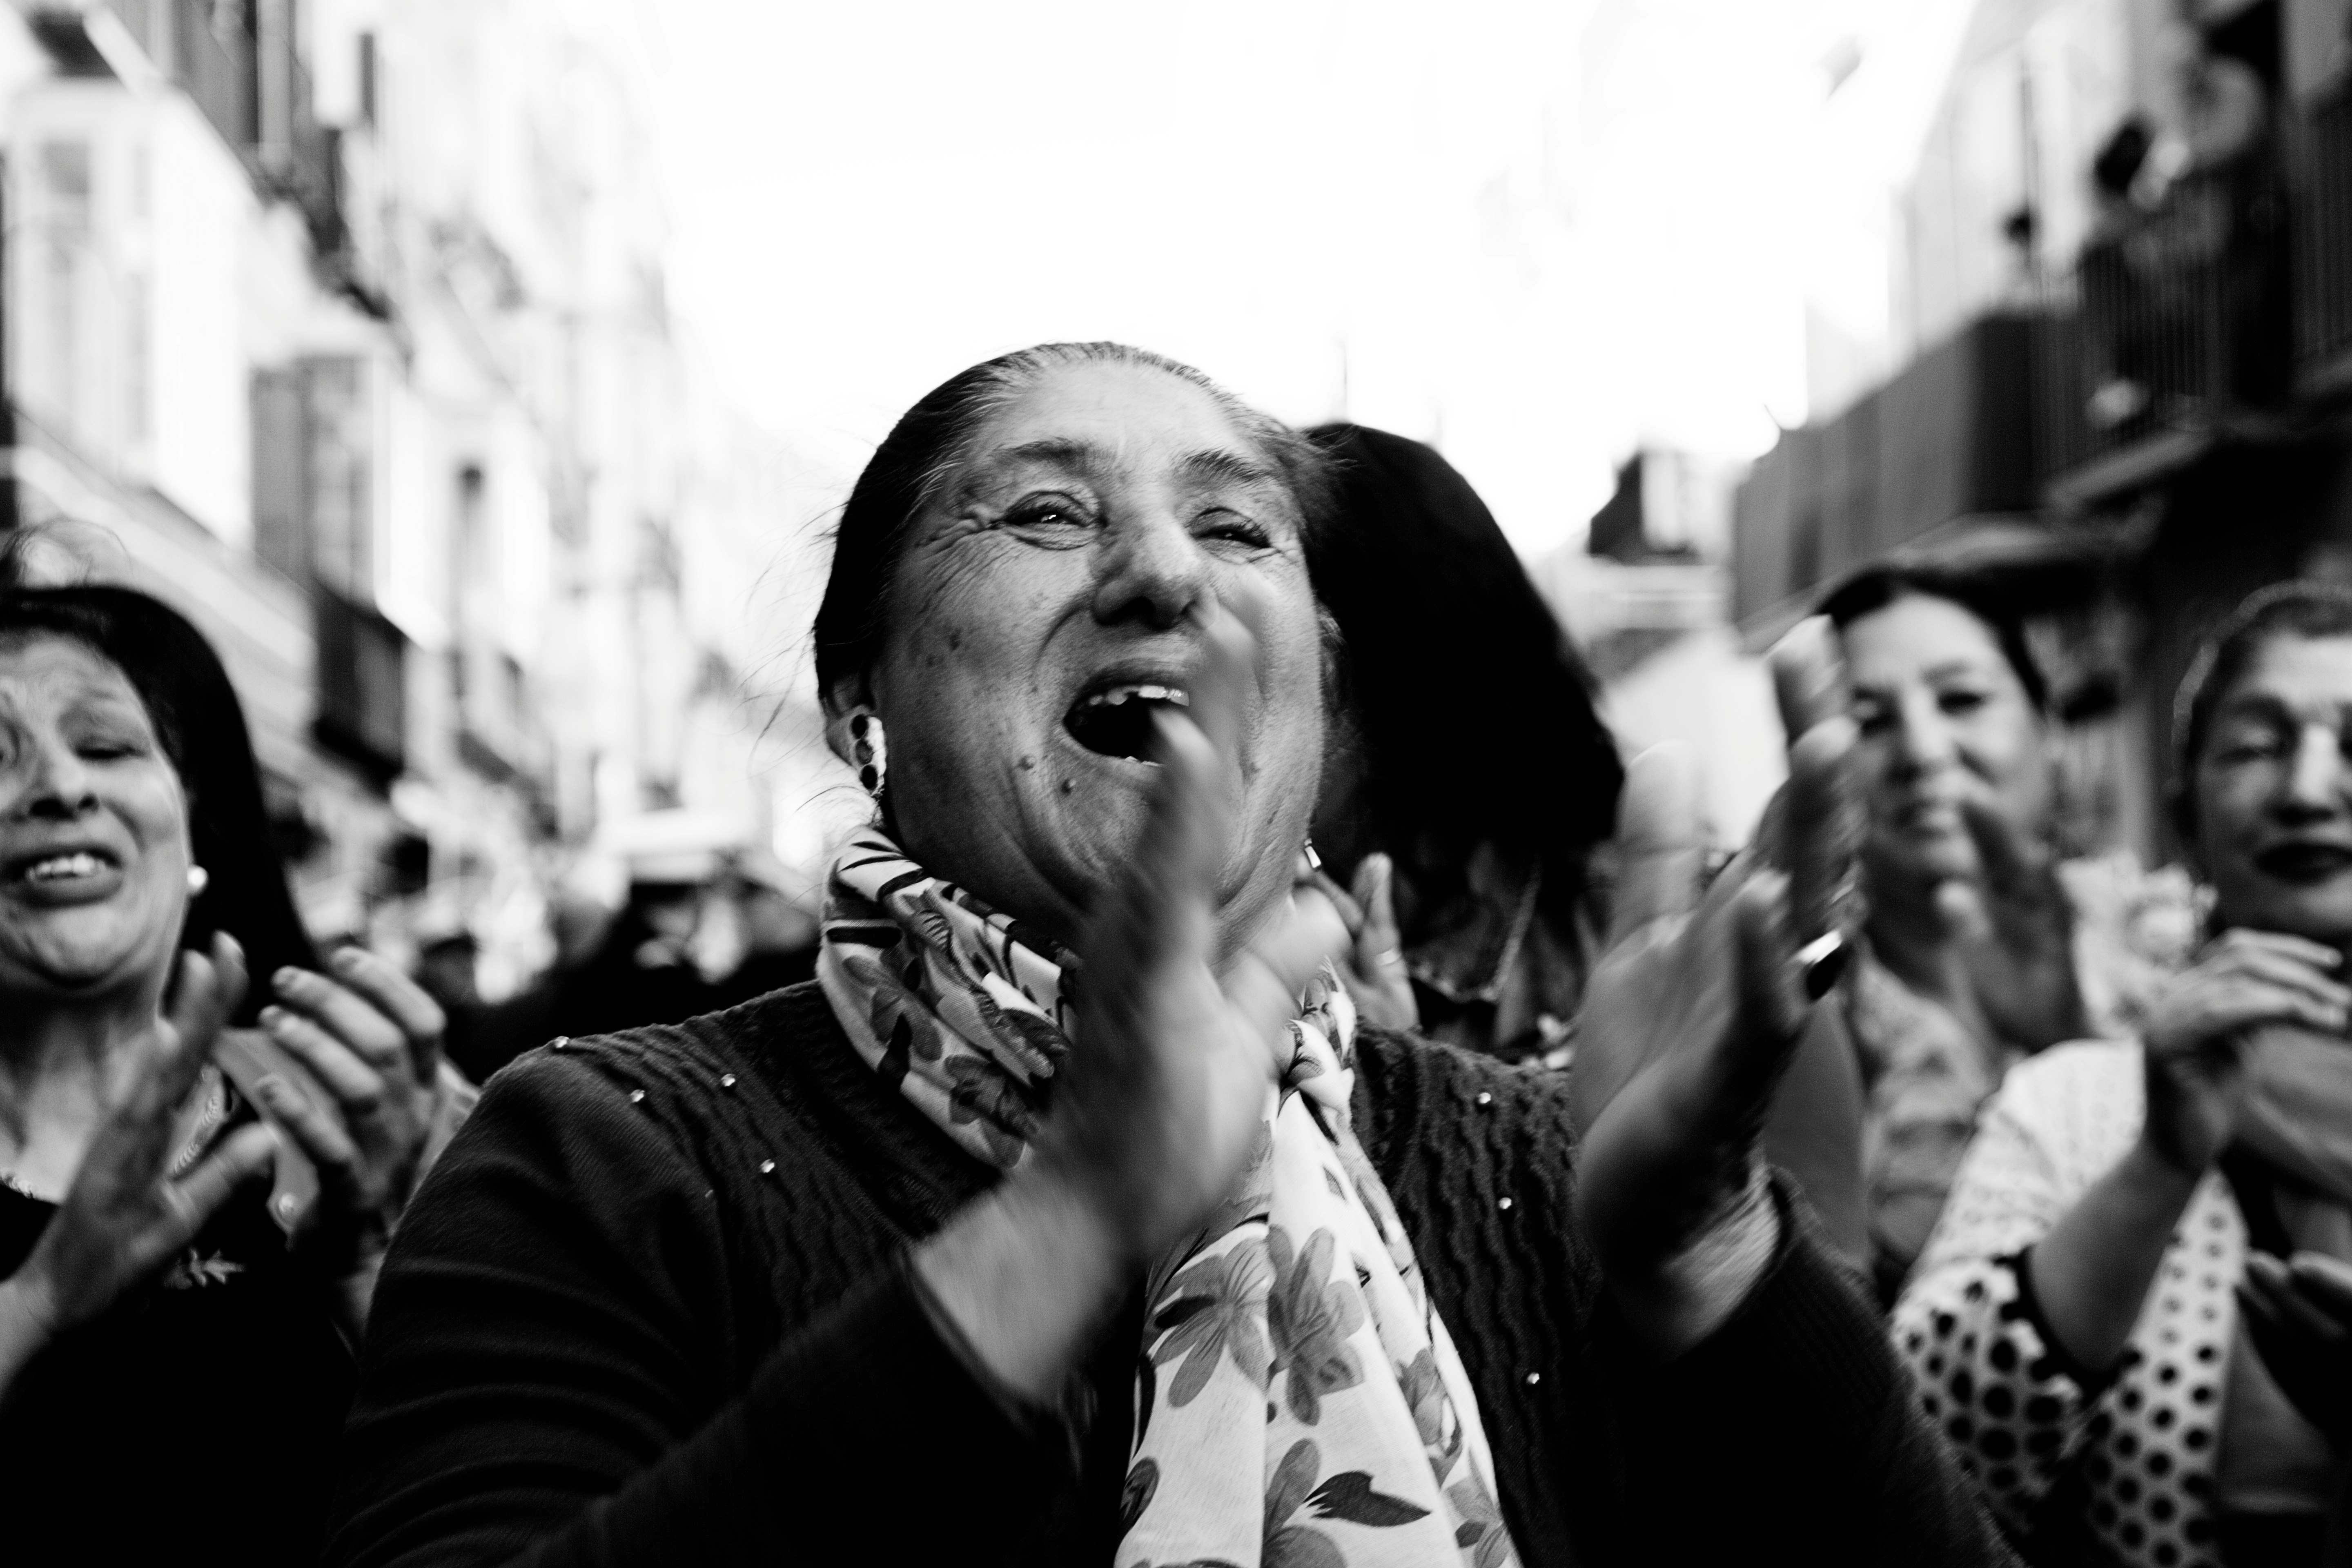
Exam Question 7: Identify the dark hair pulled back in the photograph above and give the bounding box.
[811,342,1330,703]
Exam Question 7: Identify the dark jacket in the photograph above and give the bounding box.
[323,982,2008,1566]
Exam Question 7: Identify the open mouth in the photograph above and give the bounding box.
[2255,842,2352,886]
[1063,682,1190,762]
[3,847,122,892]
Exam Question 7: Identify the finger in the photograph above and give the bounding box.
[323,947,448,1076]
[2216,947,2352,1011]
[114,936,246,1138]
[258,1006,388,1116]
[2196,979,2351,1039]
[1352,854,1404,974]
[1734,870,1813,1067]
[270,967,410,1072]
[1956,792,2053,903]
[157,1122,278,1250]
[1611,741,1707,941]
[252,1073,362,1180]
[2214,926,2345,964]
[2289,1253,2352,1321]
[1768,616,1844,743]
[1781,716,1861,944]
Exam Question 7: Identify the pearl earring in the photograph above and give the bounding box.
[849,711,889,798]
[186,865,210,898]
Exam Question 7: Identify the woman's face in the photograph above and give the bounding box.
[864,359,1326,952]
[1842,593,2050,894]
[2191,634,2352,944]
[0,635,192,1002]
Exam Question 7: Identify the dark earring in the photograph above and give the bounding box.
[849,711,889,798]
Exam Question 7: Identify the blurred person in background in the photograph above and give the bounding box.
[455,830,728,1080]
[1897,581,2352,1567]
[0,570,471,1565]
[1300,423,1621,1062]
[324,343,2003,1566]
[1816,561,2195,1301]
[710,848,818,1006]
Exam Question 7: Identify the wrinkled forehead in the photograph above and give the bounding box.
[2213,634,2352,724]
[0,629,147,716]
[943,359,1294,510]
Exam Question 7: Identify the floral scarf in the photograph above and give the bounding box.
[817,829,1521,1568]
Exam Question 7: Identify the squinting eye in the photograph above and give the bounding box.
[1938,689,1989,716]
[1002,495,1092,531]
[1196,509,1270,548]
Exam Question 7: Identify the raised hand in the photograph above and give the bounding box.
[2137,930,2348,1177]
[251,947,446,1274]
[1040,599,1349,1268]
[0,937,278,1380]
[2240,1251,2352,1446]
[1310,851,1419,1034]
[1570,629,1861,1351]
[915,598,1348,1399]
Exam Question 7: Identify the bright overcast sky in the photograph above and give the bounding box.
[639,0,1975,561]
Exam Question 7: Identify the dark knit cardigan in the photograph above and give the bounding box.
[323,982,2009,1567]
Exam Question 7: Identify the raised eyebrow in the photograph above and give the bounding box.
[1175,448,1281,490]
[943,438,1102,510]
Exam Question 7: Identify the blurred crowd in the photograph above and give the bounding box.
[11,341,2352,1568]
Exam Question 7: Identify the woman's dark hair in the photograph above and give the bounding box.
[2171,579,2352,839]
[811,341,1331,704]
[0,566,320,1021]
[1818,561,2051,712]
[1303,424,1622,878]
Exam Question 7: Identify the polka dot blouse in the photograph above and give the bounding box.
[1893,1040,2245,1568]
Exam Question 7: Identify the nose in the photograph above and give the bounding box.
[2274,722,2348,822]
[1090,505,1210,630]
[9,734,100,822]
[1886,688,1958,778]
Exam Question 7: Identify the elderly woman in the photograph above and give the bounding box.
[324,343,2003,1566]
[1820,562,2196,1297]
[0,577,466,1562]
[1898,581,2352,1566]
[1299,423,1620,1063]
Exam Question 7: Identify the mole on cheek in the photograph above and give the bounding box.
[1060,779,1076,795]
[1018,755,1036,772]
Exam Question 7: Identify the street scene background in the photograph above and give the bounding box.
[1,0,2345,1036]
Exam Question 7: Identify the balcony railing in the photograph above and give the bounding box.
[2297,79,2352,397]
[2037,155,2291,488]
[314,590,406,778]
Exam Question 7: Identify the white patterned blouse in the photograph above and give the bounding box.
[1893,1039,2269,1568]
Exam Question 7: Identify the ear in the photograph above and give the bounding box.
[822,668,876,770]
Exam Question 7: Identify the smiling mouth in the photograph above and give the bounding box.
[6,849,120,888]
[2256,843,2352,886]
[1064,682,1190,762]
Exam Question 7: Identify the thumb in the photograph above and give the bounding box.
[1611,742,1707,943]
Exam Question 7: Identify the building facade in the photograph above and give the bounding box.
[1735,0,2352,864]
[0,0,793,979]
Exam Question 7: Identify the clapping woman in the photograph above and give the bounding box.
[1899,583,2352,1566]
[325,343,2003,1566]
[0,577,468,1564]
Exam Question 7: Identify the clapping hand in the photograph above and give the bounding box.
[249,947,448,1287]
[1570,626,1862,1353]
[0,937,278,1382]
[917,596,1349,1400]
[2136,931,2348,1178]
[2239,1251,2352,1446]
